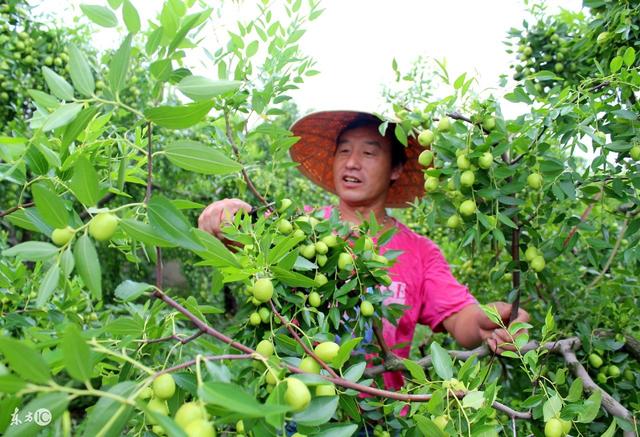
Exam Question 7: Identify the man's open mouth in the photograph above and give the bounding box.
[343,175,362,183]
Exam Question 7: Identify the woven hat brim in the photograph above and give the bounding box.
[290,110,425,208]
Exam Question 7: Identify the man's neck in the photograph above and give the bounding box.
[337,200,388,227]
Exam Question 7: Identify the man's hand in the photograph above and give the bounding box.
[479,302,530,354]
[198,198,252,240]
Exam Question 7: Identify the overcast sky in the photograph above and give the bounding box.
[39,0,583,116]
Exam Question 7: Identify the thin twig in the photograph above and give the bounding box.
[144,122,153,204]
[155,354,253,376]
[563,191,602,248]
[0,202,34,218]
[223,110,270,208]
[585,216,630,290]
[138,330,204,345]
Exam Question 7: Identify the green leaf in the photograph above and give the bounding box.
[542,394,562,422]
[610,56,624,73]
[74,234,102,300]
[148,195,204,251]
[114,280,153,301]
[602,420,617,437]
[62,324,92,382]
[403,358,427,383]
[2,241,58,261]
[62,106,100,148]
[333,337,362,369]
[193,229,241,267]
[292,395,338,426]
[81,382,136,437]
[0,338,51,384]
[497,212,517,229]
[197,381,290,417]
[177,76,242,101]
[430,342,453,380]
[32,183,69,228]
[109,34,132,93]
[146,27,163,55]
[80,4,118,27]
[167,10,211,54]
[145,100,215,129]
[150,58,172,81]
[413,415,448,437]
[36,263,60,307]
[462,390,484,409]
[343,362,366,382]
[567,377,583,402]
[0,374,26,393]
[43,66,74,101]
[68,44,95,96]
[146,413,188,437]
[122,0,140,33]
[43,102,83,132]
[71,155,101,206]
[164,140,242,175]
[623,47,636,67]
[119,218,175,247]
[27,89,60,110]
[318,424,358,437]
[577,390,601,423]
[271,266,318,288]
[4,393,68,437]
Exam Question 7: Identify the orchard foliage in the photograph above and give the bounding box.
[0,1,639,437]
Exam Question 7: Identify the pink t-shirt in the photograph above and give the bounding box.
[318,206,477,390]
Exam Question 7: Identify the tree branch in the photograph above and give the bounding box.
[0,202,34,218]
[138,330,204,346]
[155,354,253,376]
[585,216,629,290]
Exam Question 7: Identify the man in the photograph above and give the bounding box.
[198,110,529,389]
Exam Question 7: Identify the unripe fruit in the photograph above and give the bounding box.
[259,307,271,323]
[363,237,374,251]
[597,372,607,384]
[265,369,278,385]
[138,386,153,400]
[624,369,634,381]
[321,234,338,248]
[588,353,603,368]
[152,425,166,435]
[380,274,392,286]
[456,154,471,170]
[183,419,216,437]
[314,341,339,363]
[51,227,74,246]
[316,384,336,396]
[482,117,496,131]
[152,374,176,400]
[459,200,476,216]
[300,244,316,259]
[478,152,493,169]
[314,272,328,287]
[418,150,434,167]
[418,129,435,146]
[554,62,564,73]
[236,420,245,433]
[314,241,328,255]
[284,377,311,412]
[308,291,321,307]
[253,278,274,302]
[531,255,546,272]
[460,170,475,187]
[607,365,621,378]
[278,198,292,212]
[560,419,571,436]
[424,176,439,192]
[147,398,169,424]
[437,117,452,132]
[88,212,119,241]
[277,219,292,234]
[249,311,263,325]
[316,254,327,267]
[293,229,306,240]
[433,415,448,431]
[256,339,274,357]
[527,173,543,189]
[594,131,606,144]
[446,214,461,229]
[299,356,321,374]
[544,418,563,437]
[338,252,353,271]
[596,31,610,46]
[175,402,204,429]
[371,254,388,265]
[630,145,640,161]
[525,246,538,262]
[360,300,374,317]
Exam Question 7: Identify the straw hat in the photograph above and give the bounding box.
[289,110,425,208]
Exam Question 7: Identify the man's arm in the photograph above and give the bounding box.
[442,302,530,353]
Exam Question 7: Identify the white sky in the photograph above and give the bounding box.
[38,0,583,116]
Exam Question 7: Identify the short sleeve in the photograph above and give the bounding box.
[418,240,477,332]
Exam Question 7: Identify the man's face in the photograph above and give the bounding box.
[332,125,403,207]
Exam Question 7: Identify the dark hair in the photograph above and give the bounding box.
[335,114,408,169]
